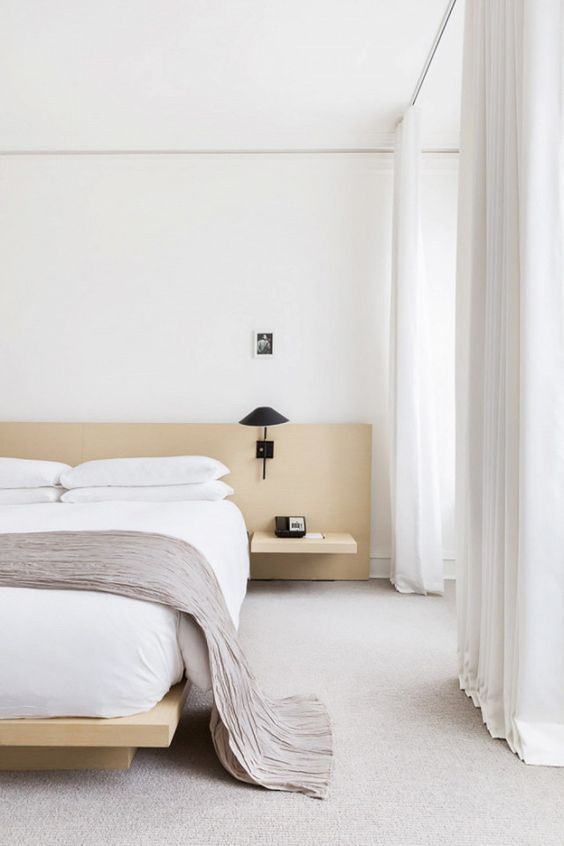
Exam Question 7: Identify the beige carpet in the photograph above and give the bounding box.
[2,580,564,846]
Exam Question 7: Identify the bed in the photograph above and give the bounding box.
[0,500,249,720]
[0,421,369,795]
[0,497,332,797]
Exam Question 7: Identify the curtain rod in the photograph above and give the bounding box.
[410,0,459,106]
[0,147,459,156]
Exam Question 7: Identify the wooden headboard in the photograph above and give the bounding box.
[0,422,371,579]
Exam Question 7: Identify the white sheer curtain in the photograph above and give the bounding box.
[389,106,443,595]
[457,0,564,763]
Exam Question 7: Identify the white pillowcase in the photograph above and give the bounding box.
[0,458,71,489]
[60,455,230,490]
[61,481,234,503]
[0,487,63,504]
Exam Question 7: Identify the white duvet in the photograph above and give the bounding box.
[0,500,249,718]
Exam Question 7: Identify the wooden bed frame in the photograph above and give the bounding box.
[0,682,189,771]
[0,421,371,771]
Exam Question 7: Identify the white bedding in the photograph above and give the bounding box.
[0,500,249,718]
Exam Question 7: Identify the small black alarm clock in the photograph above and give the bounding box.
[275,516,307,538]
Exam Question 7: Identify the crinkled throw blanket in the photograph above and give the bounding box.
[0,531,332,798]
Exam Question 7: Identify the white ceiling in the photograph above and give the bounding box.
[1,0,464,151]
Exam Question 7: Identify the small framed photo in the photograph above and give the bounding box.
[253,331,274,358]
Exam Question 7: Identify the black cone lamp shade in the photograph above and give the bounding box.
[239,407,289,428]
[239,406,289,479]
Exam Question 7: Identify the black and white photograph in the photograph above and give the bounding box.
[253,331,274,358]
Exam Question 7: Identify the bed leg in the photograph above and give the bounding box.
[0,746,137,771]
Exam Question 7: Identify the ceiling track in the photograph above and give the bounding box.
[410,0,459,106]
[0,148,459,156]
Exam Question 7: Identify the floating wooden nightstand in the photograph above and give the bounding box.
[250,531,359,580]
[251,531,357,555]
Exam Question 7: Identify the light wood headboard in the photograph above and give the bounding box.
[0,422,371,579]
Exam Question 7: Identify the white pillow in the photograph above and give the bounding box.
[61,481,234,503]
[0,487,63,504]
[60,456,230,489]
[0,458,71,489]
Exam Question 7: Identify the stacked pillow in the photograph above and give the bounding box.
[0,458,70,503]
[60,455,233,503]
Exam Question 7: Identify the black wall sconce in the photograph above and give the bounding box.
[239,406,289,480]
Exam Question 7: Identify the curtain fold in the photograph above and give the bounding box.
[390,106,444,595]
[457,0,564,763]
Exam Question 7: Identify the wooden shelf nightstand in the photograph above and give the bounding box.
[251,531,357,555]
[250,531,358,580]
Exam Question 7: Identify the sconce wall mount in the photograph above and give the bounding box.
[239,406,289,480]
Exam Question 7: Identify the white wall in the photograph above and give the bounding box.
[0,151,457,571]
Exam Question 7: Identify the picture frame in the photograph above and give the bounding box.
[253,331,274,358]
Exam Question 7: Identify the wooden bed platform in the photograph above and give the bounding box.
[0,681,189,771]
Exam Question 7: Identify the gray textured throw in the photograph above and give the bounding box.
[0,531,332,798]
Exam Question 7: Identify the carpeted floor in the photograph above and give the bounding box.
[2,580,564,846]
